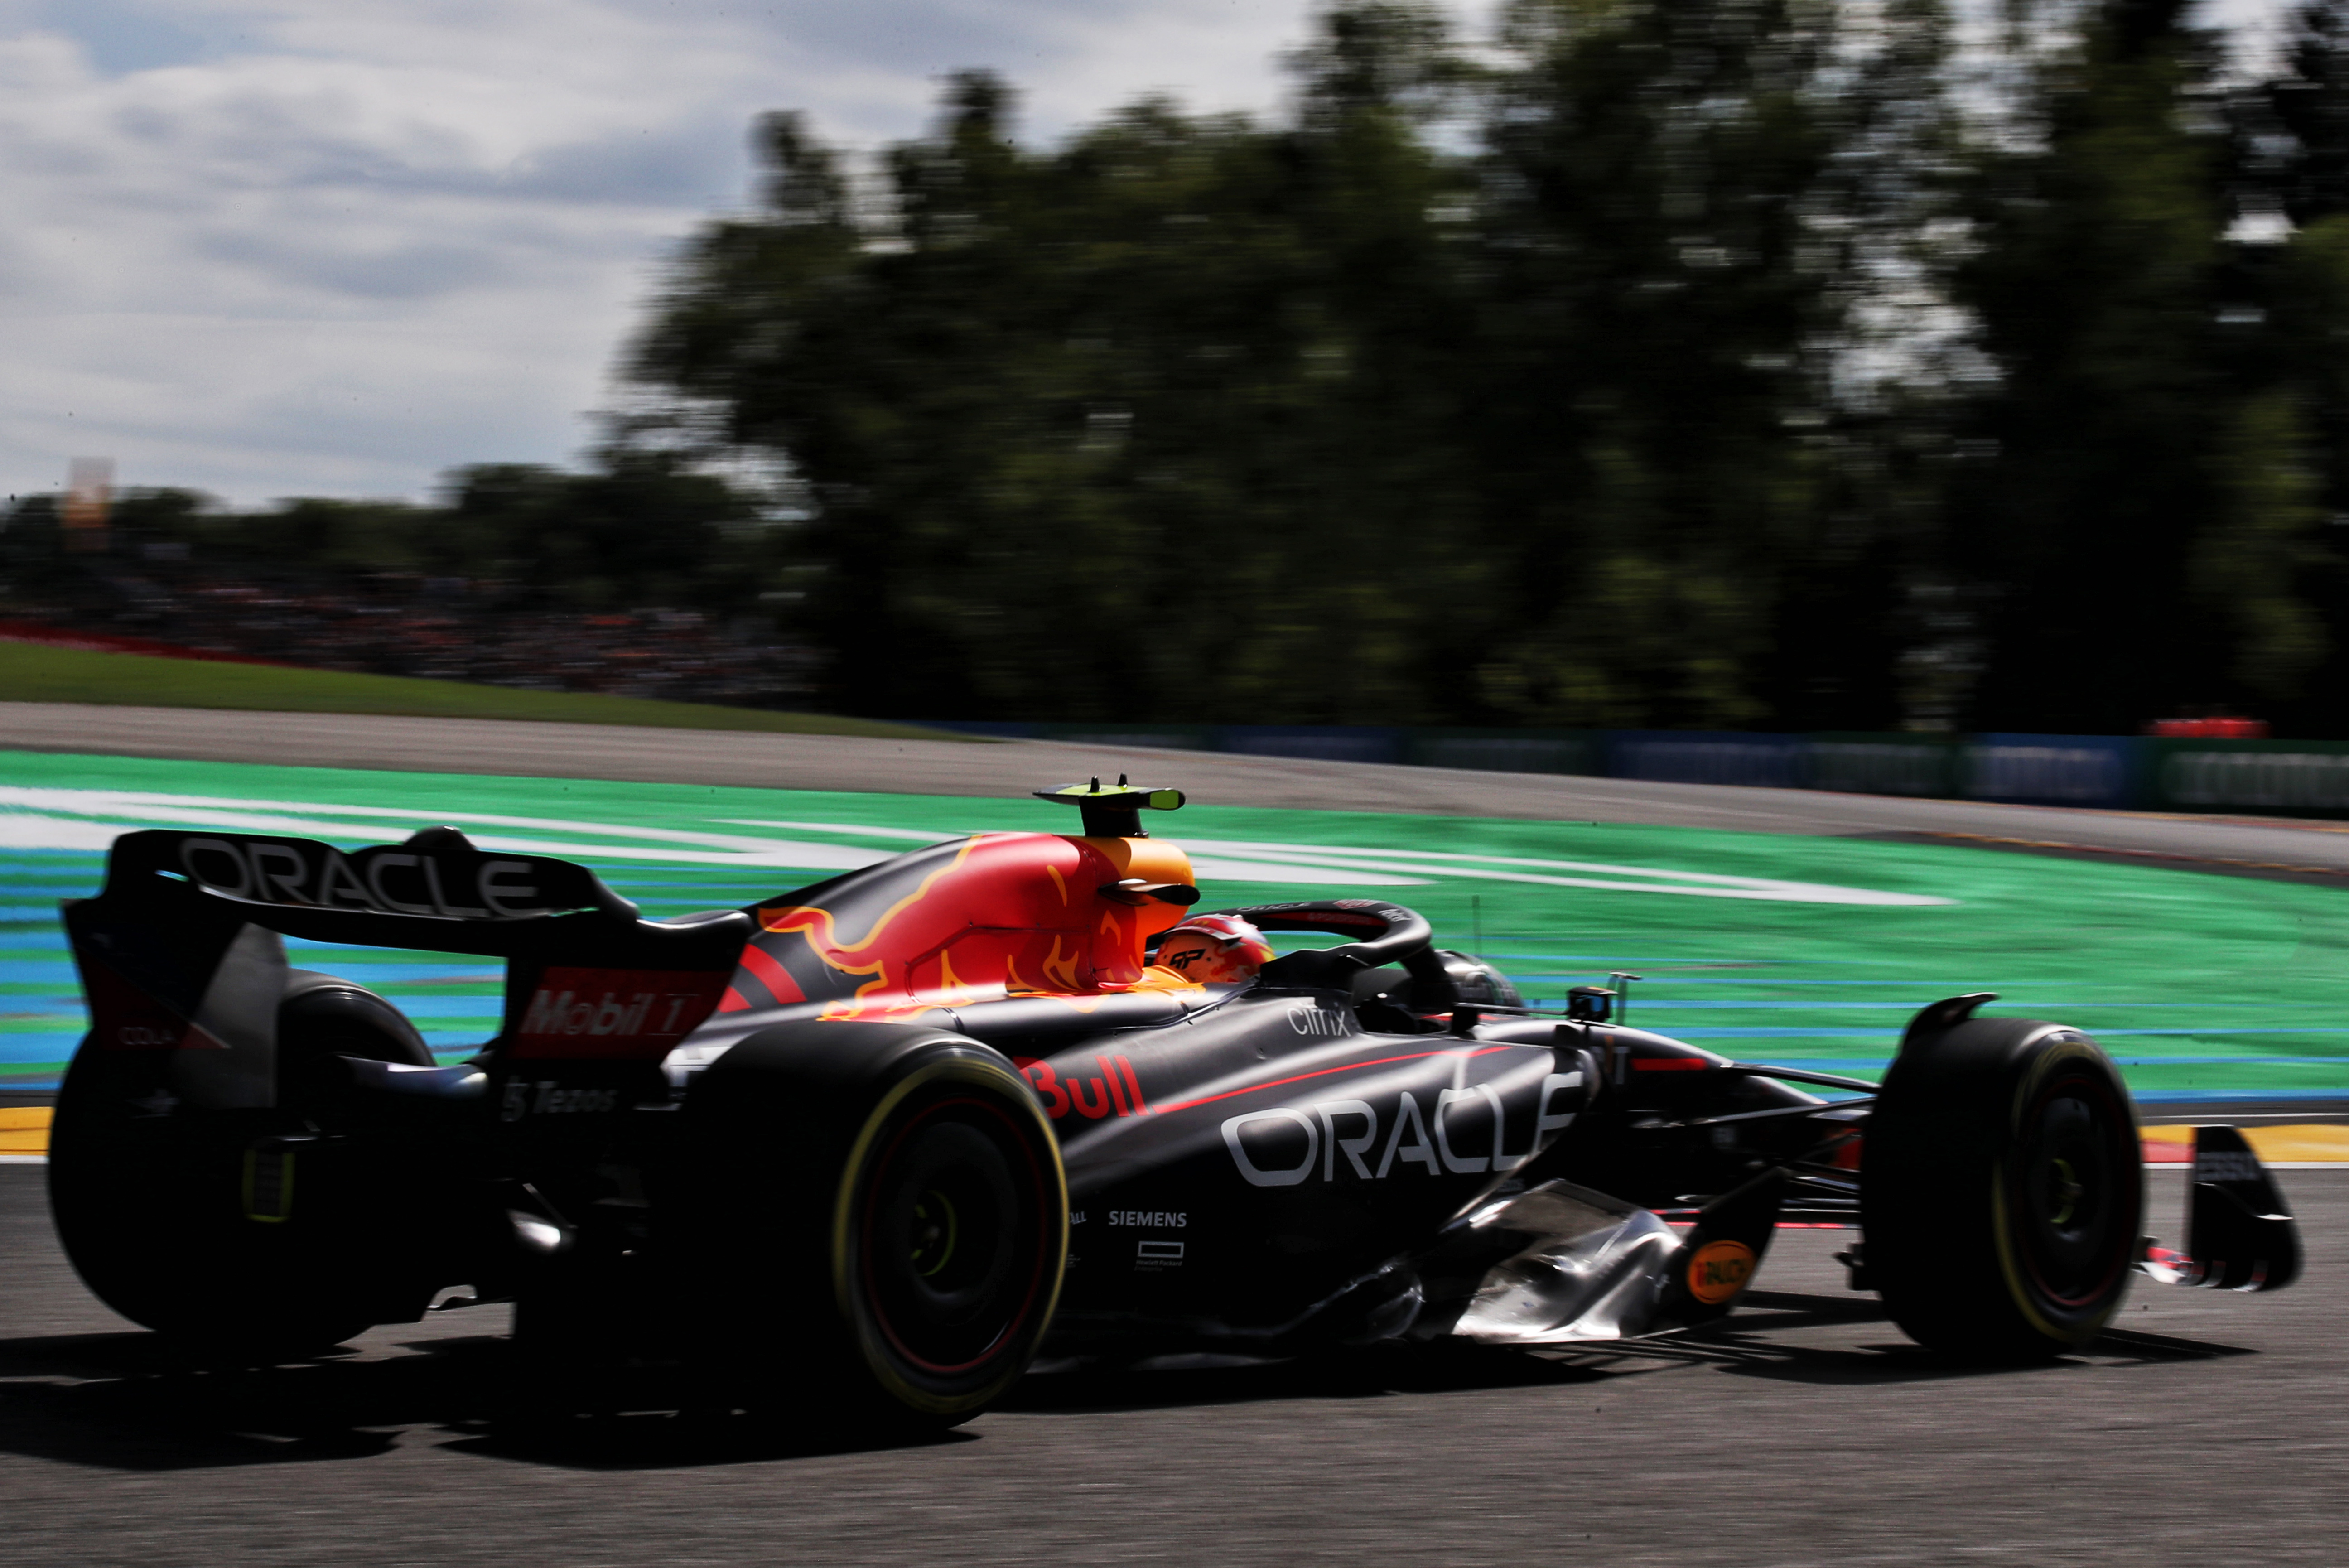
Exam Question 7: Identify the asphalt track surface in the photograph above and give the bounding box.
[3,1166,2340,1566]
[5,703,2349,1562]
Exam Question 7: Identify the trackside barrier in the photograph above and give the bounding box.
[1220,726,1404,765]
[1406,729,1605,776]
[1037,724,1220,752]
[2148,738,2349,818]
[1607,731,1806,789]
[911,722,2349,820]
[1805,734,1962,798]
[1962,733,2141,809]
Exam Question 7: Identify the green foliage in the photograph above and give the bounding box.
[74,455,789,618]
[44,0,2349,734]
[1459,0,1860,728]
[432,455,781,612]
[2198,390,2328,698]
[1948,0,2243,729]
[638,42,1486,722]
[634,0,1950,727]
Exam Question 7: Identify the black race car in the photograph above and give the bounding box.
[51,782,2301,1428]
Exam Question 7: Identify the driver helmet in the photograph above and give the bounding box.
[1154,913,1274,984]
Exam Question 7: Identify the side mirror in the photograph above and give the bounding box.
[1566,985,1615,1024]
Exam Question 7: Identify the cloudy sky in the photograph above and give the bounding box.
[0,0,1378,508]
[0,0,2286,511]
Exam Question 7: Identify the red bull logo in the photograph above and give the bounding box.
[1019,1055,1150,1120]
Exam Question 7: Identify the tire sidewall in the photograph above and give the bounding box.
[1988,1034,2141,1344]
[1863,1018,2140,1357]
[675,1021,1068,1423]
[830,1053,1066,1416]
[48,972,438,1351]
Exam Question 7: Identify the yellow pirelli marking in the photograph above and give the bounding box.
[0,1107,53,1158]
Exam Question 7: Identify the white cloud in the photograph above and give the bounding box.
[11,0,2277,510]
[0,0,1346,506]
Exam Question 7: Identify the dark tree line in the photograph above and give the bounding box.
[23,0,2349,733]
[4,454,791,624]
[625,0,2349,733]
[1950,0,2345,733]
[0,456,814,706]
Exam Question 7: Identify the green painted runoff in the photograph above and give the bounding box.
[5,748,2346,1102]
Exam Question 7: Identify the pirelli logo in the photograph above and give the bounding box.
[508,967,728,1060]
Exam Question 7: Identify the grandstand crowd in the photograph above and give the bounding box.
[7,550,818,709]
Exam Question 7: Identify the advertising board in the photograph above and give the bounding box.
[2147,738,2349,817]
[1607,732,1806,789]
[1963,733,2141,808]
[1406,729,1602,776]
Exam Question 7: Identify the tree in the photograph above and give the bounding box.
[429,454,780,613]
[2227,6,2349,729]
[1945,0,2267,729]
[633,13,1479,721]
[1456,0,1885,728]
[632,0,1941,726]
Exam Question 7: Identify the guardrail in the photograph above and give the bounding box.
[918,721,2349,818]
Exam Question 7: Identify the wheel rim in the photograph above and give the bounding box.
[2010,1064,2137,1312]
[860,1095,1051,1378]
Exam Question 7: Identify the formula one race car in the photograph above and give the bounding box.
[51,782,2303,1428]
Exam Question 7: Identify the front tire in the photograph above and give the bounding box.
[1862,1013,2141,1360]
[676,1022,1066,1431]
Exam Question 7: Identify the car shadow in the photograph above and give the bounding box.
[1000,1340,1616,1415]
[0,1295,2257,1472]
[1596,1291,2258,1385]
[0,1329,958,1473]
[434,1411,978,1471]
[0,1330,477,1472]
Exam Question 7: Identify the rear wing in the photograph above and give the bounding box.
[92,826,644,954]
[63,827,752,1110]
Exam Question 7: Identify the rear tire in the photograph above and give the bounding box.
[674,1021,1066,1433]
[1862,1015,2141,1360]
[49,970,437,1360]
[274,970,434,1111]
